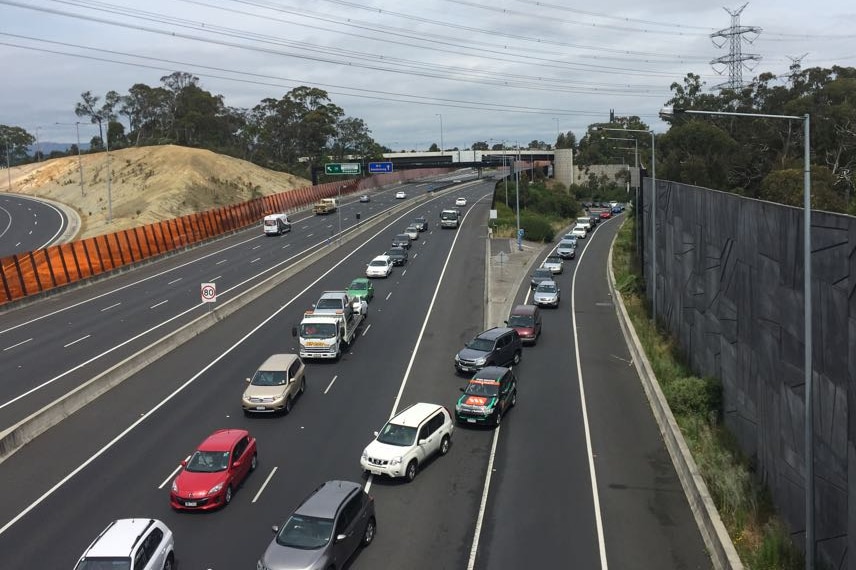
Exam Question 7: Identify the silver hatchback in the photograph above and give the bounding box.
[532,280,560,308]
[258,481,375,570]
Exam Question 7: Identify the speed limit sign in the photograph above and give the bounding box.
[201,282,217,303]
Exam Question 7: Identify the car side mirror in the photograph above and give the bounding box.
[418,439,428,446]
[246,377,251,383]
[336,533,347,543]
[459,387,466,392]
[503,320,508,325]
[373,431,379,437]
[233,460,242,469]
[181,458,188,467]
[291,326,297,338]
[272,525,279,533]
[311,303,316,309]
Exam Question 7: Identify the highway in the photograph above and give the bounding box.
[0,177,711,569]
[0,193,68,258]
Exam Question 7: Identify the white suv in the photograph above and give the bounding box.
[361,403,454,481]
[75,518,175,570]
[366,254,392,278]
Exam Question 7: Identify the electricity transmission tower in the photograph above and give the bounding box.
[710,3,762,90]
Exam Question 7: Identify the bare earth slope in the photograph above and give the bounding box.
[6,145,310,239]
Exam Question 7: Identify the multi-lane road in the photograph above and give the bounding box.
[0,193,69,258]
[0,177,710,569]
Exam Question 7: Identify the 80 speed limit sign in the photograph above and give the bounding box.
[200,282,217,303]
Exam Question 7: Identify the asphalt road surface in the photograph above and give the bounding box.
[0,193,68,258]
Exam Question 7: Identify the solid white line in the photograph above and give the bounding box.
[63,335,90,348]
[3,338,33,351]
[158,464,183,489]
[250,257,261,263]
[385,292,392,300]
[252,466,278,503]
[324,375,339,394]
[167,277,182,285]
[150,300,168,309]
[570,227,609,569]
[215,259,227,265]
[362,323,371,336]
[100,302,121,312]
[466,425,502,569]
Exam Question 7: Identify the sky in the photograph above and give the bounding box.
[2,0,854,151]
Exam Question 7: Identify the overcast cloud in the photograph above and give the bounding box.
[2,0,854,150]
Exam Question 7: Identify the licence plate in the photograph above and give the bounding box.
[467,419,477,423]
[185,501,197,507]
[256,406,266,410]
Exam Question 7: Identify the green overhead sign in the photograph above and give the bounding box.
[324,163,361,175]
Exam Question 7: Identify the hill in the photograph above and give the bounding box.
[5,145,310,239]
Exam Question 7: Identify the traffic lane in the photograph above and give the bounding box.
[574,216,712,569]
[0,194,66,258]
[0,194,467,567]
[473,237,602,569]
[352,192,492,570]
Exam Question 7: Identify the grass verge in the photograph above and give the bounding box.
[611,214,803,570]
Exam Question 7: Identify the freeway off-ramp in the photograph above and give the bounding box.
[0,193,70,258]
[0,179,711,568]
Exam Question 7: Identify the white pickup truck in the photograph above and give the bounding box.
[293,300,365,360]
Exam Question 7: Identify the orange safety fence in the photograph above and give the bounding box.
[0,168,454,306]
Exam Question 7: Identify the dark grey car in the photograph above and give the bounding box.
[391,233,411,249]
[258,480,376,570]
[386,247,408,266]
[454,327,522,374]
[530,267,553,290]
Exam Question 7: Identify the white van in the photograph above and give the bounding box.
[263,213,291,235]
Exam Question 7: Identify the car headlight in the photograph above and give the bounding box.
[257,560,270,570]
[361,449,368,460]
[390,456,403,466]
[171,481,178,493]
[209,483,224,495]
[454,354,460,362]
[474,357,487,365]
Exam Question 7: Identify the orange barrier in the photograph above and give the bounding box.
[0,169,452,306]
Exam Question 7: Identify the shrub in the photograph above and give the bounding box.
[662,375,721,418]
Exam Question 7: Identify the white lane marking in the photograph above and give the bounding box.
[64,335,91,348]
[15,242,21,247]
[327,224,333,228]
[385,292,392,300]
[167,277,182,285]
[0,192,457,533]
[282,244,290,249]
[324,375,338,394]
[569,227,609,568]
[252,245,262,250]
[467,425,502,570]
[301,225,309,229]
[0,205,13,240]
[150,300,168,309]
[422,240,426,245]
[250,258,261,264]
[413,253,418,258]
[158,464,183,489]
[367,192,486,495]
[28,230,32,235]
[3,338,33,351]
[402,269,407,276]
[100,302,121,312]
[0,232,264,336]
[209,275,221,282]
[253,467,278,503]
[33,220,37,225]
[306,233,314,238]
[362,323,371,336]
[215,259,227,265]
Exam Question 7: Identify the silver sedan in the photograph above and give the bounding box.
[532,280,560,308]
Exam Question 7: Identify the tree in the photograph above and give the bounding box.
[471,141,489,151]
[556,131,576,149]
[429,143,440,152]
[75,91,105,143]
[0,125,35,165]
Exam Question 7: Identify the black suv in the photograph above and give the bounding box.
[454,327,522,374]
[386,247,408,266]
[392,234,411,249]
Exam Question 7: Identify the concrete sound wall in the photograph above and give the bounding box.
[640,179,855,567]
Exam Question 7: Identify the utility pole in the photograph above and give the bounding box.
[105,127,113,224]
[4,136,12,192]
[56,121,85,196]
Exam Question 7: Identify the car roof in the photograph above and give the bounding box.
[84,519,160,557]
[258,354,298,371]
[476,326,515,341]
[395,233,409,238]
[510,304,537,316]
[295,480,362,519]
[472,366,508,381]
[389,402,445,427]
[198,429,248,451]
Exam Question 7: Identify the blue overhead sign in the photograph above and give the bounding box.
[368,162,393,174]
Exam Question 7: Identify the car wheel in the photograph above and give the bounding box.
[163,553,174,570]
[512,351,521,365]
[299,378,306,394]
[440,435,451,456]
[511,390,517,407]
[250,453,258,471]
[405,460,418,482]
[362,517,377,546]
[224,485,233,505]
[284,396,293,414]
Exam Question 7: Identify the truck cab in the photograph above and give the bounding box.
[440,209,461,229]
[314,198,339,215]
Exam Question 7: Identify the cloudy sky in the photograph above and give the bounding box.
[2,0,854,151]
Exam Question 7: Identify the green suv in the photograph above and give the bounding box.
[347,277,374,302]
[455,366,517,426]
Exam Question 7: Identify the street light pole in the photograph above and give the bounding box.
[435,114,444,160]
[105,127,112,224]
[515,140,521,248]
[56,121,85,196]
[552,117,560,146]
[661,105,813,569]
[4,135,12,192]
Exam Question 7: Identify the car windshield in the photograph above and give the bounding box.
[559,240,575,248]
[276,515,334,550]
[395,234,409,241]
[507,315,534,327]
[546,257,560,264]
[349,280,367,292]
[300,323,337,339]
[251,370,287,386]
[264,220,277,226]
[466,379,500,397]
[376,422,417,446]
[185,450,230,473]
[533,269,551,279]
[369,260,388,267]
[440,212,457,220]
[315,299,342,310]
[537,283,557,293]
[416,217,426,224]
[465,338,494,352]
[388,249,405,257]
[76,558,132,570]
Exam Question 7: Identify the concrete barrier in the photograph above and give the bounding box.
[606,223,743,570]
[0,185,451,463]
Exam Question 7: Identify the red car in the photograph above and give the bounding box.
[170,429,257,511]
[599,210,612,219]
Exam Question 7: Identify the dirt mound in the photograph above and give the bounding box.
[6,145,310,239]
